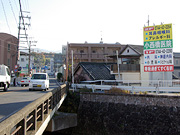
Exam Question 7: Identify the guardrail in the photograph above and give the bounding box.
[0,84,67,135]
[72,80,180,94]
[79,80,180,87]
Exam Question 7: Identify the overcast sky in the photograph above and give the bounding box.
[0,0,180,52]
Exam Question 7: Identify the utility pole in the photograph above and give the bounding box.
[28,40,36,76]
[72,50,74,92]
[116,50,120,80]
[18,0,32,76]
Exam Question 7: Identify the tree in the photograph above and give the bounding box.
[57,72,63,81]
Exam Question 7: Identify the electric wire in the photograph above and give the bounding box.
[8,0,18,27]
[13,0,19,11]
[0,0,11,34]
[26,0,30,11]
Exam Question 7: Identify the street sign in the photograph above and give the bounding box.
[143,24,173,72]
[15,65,18,69]
[14,69,18,72]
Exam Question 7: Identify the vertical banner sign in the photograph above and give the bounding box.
[143,24,174,72]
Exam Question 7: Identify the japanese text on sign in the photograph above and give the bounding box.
[143,23,173,72]
[144,24,172,42]
[144,65,174,72]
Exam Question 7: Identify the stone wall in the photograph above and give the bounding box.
[75,93,180,135]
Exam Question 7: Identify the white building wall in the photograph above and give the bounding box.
[18,55,34,68]
[50,58,54,72]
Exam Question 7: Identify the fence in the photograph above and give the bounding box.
[0,84,67,135]
[72,80,180,93]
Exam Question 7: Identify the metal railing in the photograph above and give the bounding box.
[0,84,67,135]
[111,64,140,73]
[73,80,180,93]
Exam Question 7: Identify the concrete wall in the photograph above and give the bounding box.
[74,93,180,135]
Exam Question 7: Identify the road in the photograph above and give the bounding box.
[0,78,60,122]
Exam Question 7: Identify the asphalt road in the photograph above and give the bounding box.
[0,78,60,122]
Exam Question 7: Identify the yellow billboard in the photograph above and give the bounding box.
[144,24,172,42]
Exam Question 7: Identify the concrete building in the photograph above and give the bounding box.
[0,33,18,72]
[17,51,34,75]
[66,42,125,80]
[54,53,66,73]
[110,45,173,86]
[173,52,180,78]
[62,45,67,55]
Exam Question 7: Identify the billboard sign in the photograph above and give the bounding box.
[143,24,174,72]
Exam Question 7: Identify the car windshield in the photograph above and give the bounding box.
[31,74,46,80]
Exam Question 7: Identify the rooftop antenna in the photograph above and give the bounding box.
[100,31,103,43]
[147,15,149,26]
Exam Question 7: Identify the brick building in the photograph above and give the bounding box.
[0,33,18,72]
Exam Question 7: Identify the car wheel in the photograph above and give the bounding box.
[3,83,8,91]
[29,89,32,91]
[21,85,23,87]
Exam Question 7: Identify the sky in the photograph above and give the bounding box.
[0,0,180,53]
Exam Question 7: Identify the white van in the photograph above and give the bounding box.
[0,65,11,91]
[29,73,49,91]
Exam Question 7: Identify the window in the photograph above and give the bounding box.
[127,49,129,53]
[92,50,96,53]
[6,68,10,76]
[176,60,178,65]
[80,50,84,53]
[8,44,11,51]
[7,59,10,66]
[21,58,24,62]
[32,74,46,80]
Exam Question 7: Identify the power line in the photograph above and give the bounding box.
[13,0,19,12]
[26,0,30,11]
[0,0,11,34]
[8,0,18,26]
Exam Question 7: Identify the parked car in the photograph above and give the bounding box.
[20,77,30,87]
[0,64,11,91]
[29,73,49,91]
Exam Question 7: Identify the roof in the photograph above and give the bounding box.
[0,33,17,40]
[174,52,180,58]
[119,45,144,55]
[75,62,115,80]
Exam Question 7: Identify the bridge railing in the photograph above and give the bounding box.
[72,80,180,93]
[0,84,67,135]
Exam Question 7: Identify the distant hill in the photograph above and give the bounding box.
[31,48,62,53]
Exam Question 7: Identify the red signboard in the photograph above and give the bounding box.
[144,27,154,31]
[144,50,155,54]
[144,65,174,72]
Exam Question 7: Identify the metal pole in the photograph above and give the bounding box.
[28,41,31,76]
[71,50,74,92]
[116,50,120,80]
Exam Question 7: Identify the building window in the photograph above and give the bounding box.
[127,49,129,53]
[176,60,178,65]
[8,59,10,66]
[80,50,84,53]
[92,50,96,53]
[8,44,11,51]
[21,58,24,62]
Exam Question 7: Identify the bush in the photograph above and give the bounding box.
[105,87,130,94]
[57,72,63,81]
